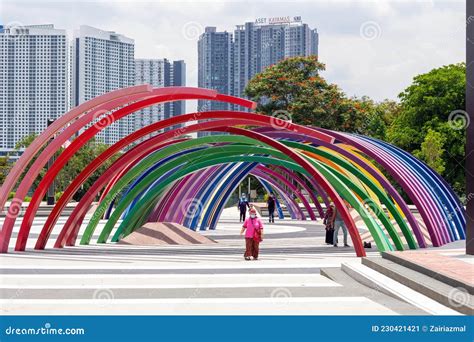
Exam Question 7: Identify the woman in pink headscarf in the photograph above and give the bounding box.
[240,207,264,260]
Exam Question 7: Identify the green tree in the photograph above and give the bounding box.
[387,63,466,194]
[414,129,446,174]
[244,56,369,132]
[0,156,10,185]
[13,134,120,201]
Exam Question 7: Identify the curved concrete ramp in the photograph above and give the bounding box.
[118,222,216,245]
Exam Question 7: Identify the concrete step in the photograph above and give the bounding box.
[382,251,474,294]
[361,257,473,315]
[321,266,429,315]
[340,261,458,315]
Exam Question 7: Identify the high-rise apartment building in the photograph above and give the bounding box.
[196,17,318,136]
[233,16,318,98]
[135,58,186,134]
[0,24,68,153]
[197,27,233,112]
[70,25,135,145]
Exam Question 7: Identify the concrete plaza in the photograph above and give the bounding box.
[0,208,464,315]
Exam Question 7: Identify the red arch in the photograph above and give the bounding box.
[11,110,334,252]
[3,89,256,252]
[44,120,363,256]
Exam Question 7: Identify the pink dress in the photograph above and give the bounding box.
[243,217,263,238]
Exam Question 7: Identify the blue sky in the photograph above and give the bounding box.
[2,0,466,105]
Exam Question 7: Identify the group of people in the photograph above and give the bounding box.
[237,193,276,223]
[238,193,351,261]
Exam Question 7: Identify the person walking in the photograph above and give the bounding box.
[237,193,250,222]
[331,204,350,247]
[240,208,264,260]
[323,202,335,245]
[266,192,276,223]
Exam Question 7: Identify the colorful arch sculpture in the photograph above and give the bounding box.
[0,86,465,257]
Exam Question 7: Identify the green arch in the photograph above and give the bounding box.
[110,137,415,249]
[110,153,393,252]
[80,135,397,251]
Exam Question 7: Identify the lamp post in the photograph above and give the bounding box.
[466,0,474,255]
[46,118,55,205]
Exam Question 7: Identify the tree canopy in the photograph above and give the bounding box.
[13,134,120,201]
[387,63,466,195]
[244,56,466,197]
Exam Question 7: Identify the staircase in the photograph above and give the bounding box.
[339,252,473,315]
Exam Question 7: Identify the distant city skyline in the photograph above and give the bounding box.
[0,23,187,150]
[197,16,318,116]
[2,0,465,105]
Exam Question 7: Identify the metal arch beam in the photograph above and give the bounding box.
[35,116,337,251]
[11,108,258,252]
[4,87,228,250]
[71,134,288,247]
[65,127,386,252]
[15,110,335,252]
[156,166,223,224]
[112,147,206,219]
[254,178,285,219]
[198,163,302,230]
[110,152,386,255]
[282,140,416,249]
[52,136,258,249]
[325,130,449,246]
[97,136,408,249]
[206,171,296,230]
[199,163,313,230]
[184,162,297,229]
[254,166,314,219]
[360,135,465,239]
[46,125,408,251]
[259,130,426,248]
[97,128,392,255]
[198,140,410,249]
[95,145,295,243]
[272,166,324,218]
[0,84,153,213]
[4,84,461,253]
[356,135,457,241]
[39,138,187,250]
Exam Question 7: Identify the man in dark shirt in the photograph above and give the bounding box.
[237,194,250,222]
[267,192,276,223]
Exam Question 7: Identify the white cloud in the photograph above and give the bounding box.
[2,0,465,107]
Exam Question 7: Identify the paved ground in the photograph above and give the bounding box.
[0,209,438,315]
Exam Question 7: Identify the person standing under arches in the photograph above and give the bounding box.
[240,208,264,260]
[331,204,350,247]
[237,193,250,222]
[267,192,276,223]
